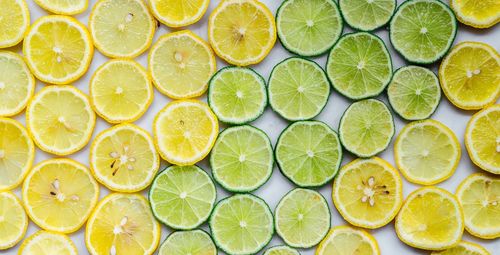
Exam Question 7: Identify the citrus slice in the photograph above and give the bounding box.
[389,0,457,64]
[153,100,218,165]
[23,15,93,85]
[0,118,34,191]
[33,0,87,15]
[26,85,96,156]
[90,123,160,193]
[85,193,161,255]
[439,42,500,110]
[149,30,216,99]
[395,187,464,250]
[339,0,396,31]
[158,230,217,255]
[276,0,343,56]
[0,0,29,48]
[316,226,380,255]
[456,173,500,239]
[268,58,330,121]
[19,231,77,255]
[264,246,300,255]
[90,59,153,123]
[395,119,461,185]
[326,32,392,100]
[275,188,330,248]
[0,192,28,250]
[209,194,273,255]
[431,240,491,255]
[451,0,500,28]
[333,157,403,229]
[150,0,209,27]
[276,121,342,187]
[208,0,277,66]
[89,0,156,58]
[149,165,216,230]
[208,67,267,125]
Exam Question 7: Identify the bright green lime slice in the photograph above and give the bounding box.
[275,188,330,248]
[210,125,273,193]
[275,121,342,187]
[276,0,343,56]
[158,229,217,255]
[389,0,457,64]
[264,246,300,255]
[388,66,441,120]
[339,99,395,157]
[268,58,330,121]
[209,194,273,255]
[326,32,392,100]
[339,0,396,31]
[149,165,216,230]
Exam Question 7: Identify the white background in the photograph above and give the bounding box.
[3,0,500,254]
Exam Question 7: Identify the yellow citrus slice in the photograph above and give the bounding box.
[451,0,500,29]
[149,30,216,99]
[0,0,29,48]
[90,59,153,123]
[19,230,77,255]
[316,226,380,255]
[150,0,210,27]
[23,15,93,85]
[396,186,464,250]
[33,0,87,15]
[0,191,28,250]
[153,100,218,165]
[431,240,491,255]
[439,42,500,110]
[85,193,161,255]
[208,0,277,66]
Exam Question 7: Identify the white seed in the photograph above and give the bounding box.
[127,165,134,171]
[120,216,128,226]
[110,152,119,158]
[110,245,117,255]
[52,179,60,190]
[367,176,375,187]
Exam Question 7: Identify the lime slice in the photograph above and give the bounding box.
[264,246,300,255]
[389,0,457,64]
[149,165,216,230]
[276,0,343,56]
[208,67,267,125]
[209,194,273,255]
[326,32,392,100]
[210,125,273,193]
[275,188,330,248]
[339,0,396,31]
[339,99,394,158]
[269,58,330,121]
[158,229,217,255]
[387,66,441,120]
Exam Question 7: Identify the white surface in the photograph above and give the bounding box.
[3,0,500,254]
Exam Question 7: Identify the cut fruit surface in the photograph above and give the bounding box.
[33,0,87,15]
[431,240,491,255]
[19,231,77,255]
[264,246,300,255]
[0,0,29,48]
[158,230,217,255]
[451,0,500,28]
[0,192,28,250]
[150,0,210,27]
[339,0,396,31]
[316,226,380,255]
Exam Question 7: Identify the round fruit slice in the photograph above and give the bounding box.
[276,121,342,187]
[210,125,273,193]
[149,30,216,99]
[158,230,217,255]
[316,226,380,255]
[276,0,342,56]
[149,165,216,230]
[86,193,161,255]
[439,42,499,110]
[264,246,300,255]
[90,124,160,193]
[33,0,87,15]
[208,0,276,66]
[89,0,156,58]
[23,15,93,85]
[153,100,218,165]
[208,67,267,125]
[339,0,396,31]
[209,194,273,255]
[389,0,457,64]
[150,0,209,27]
[27,85,96,156]
[19,231,77,255]
[456,173,500,239]
[0,118,34,191]
[326,32,392,100]
[395,187,464,250]
[90,59,153,123]
[333,157,403,229]
[339,99,394,158]
[387,66,441,120]
[451,0,500,29]
[268,58,330,121]
[431,240,491,255]
[396,120,461,185]
[0,0,29,48]
[0,192,27,250]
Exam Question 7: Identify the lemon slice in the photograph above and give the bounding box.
[23,15,93,85]
[465,104,500,174]
[0,192,28,250]
[90,59,153,123]
[431,240,491,255]
[33,0,87,15]
[0,52,35,117]
[27,85,96,155]
[85,193,161,255]
[19,230,77,255]
[22,158,99,233]
[439,42,500,110]
[208,0,277,66]
[396,187,464,250]
[456,173,499,239]
[153,100,218,165]
[0,0,29,48]
[316,226,380,255]
[0,118,34,191]
[150,0,210,27]
[90,123,160,193]
[89,0,156,58]
[451,0,500,28]
[149,30,216,99]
